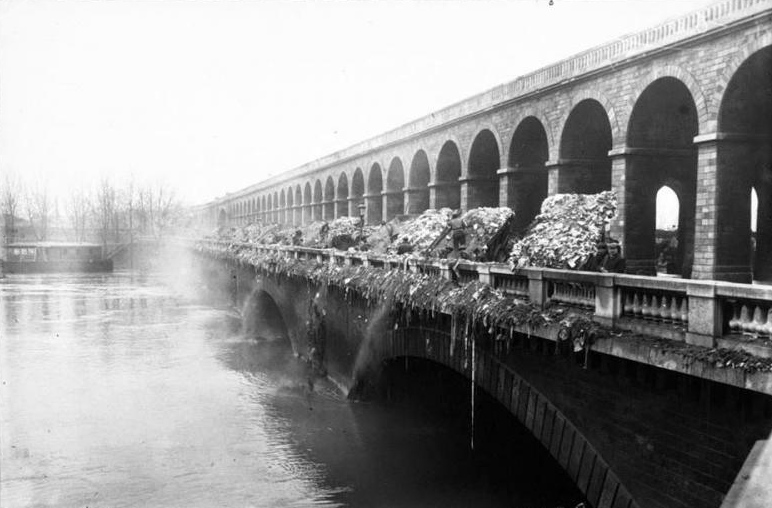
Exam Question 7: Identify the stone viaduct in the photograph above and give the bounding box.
[196,0,772,285]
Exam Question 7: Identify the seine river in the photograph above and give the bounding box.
[1,264,581,508]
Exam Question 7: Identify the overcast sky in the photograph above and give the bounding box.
[1,0,720,209]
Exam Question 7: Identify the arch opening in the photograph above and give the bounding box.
[242,289,290,345]
[559,99,612,194]
[352,168,365,218]
[408,150,430,215]
[337,173,349,218]
[324,177,335,220]
[467,129,501,208]
[303,183,313,225]
[508,117,549,230]
[313,180,323,222]
[294,186,302,226]
[718,46,772,282]
[386,158,405,220]
[655,186,682,275]
[435,141,461,210]
[625,78,698,277]
[367,164,383,224]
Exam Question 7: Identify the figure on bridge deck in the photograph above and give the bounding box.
[581,242,608,272]
[292,229,303,246]
[600,241,626,273]
[449,209,468,253]
[396,237,414,255]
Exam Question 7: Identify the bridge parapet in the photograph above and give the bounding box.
[197,239,772,357]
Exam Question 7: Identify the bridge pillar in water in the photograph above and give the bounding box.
[498,165,548,230]
[692,134,757,283]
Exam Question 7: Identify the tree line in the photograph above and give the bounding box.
[1,174,184,246]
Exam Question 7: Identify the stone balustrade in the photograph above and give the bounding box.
[196,239,772,348]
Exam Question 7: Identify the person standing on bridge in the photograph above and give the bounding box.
[600,241,626,273]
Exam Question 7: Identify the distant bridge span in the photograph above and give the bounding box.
[195,0,772,283]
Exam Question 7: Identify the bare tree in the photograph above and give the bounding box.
[92,178,117,247]
[1,174,22,244]
[137,182,181,238]
[23,179,52,241]
[67,186,91,243]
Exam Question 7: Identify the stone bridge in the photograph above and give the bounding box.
[193,241,772,508]
[193,0,772,284]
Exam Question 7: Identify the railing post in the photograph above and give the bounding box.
[439,264,452,281]
[477,264,491,285]
[361,256,370,268]
[686,281,720,347]
[526,268,546,308]
[594,273,621,327]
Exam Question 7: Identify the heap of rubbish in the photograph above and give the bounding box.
[206,192,616,268]
[508,191,617,270]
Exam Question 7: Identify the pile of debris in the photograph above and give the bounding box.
[509,191,617,269]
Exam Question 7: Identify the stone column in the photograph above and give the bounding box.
[429,181,460,210]
[607,148,657,275]
[383,190,404,220]
[404,186,429,215]
[547,158,608,196]
[498,165,547,229]
[692,133,754,283]
[459,176,497,210]
[363,193,381,225]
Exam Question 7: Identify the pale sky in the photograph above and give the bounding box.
[1,0,721,206]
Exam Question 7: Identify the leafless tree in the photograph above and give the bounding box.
[136,182,182,238]
[1,174,22,244]
[23,179,52,241]
[67,186,91,242]
[92,178,117,247]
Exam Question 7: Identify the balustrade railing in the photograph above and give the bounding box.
[194,239,772,349]
[621,289,689,327]
[719,284,772,339]
[548,280,596,309]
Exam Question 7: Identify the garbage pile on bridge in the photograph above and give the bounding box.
[387,207,514,261]
[508,191,617,270]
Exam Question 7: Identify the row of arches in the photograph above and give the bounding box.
[220,45,771,282]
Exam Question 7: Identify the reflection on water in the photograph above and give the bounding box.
[1,269,577,508]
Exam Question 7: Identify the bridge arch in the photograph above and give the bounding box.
[313,180,323,223]
[558,98,613,194]
[336,172,349,218]
[286,187,294,226]
[217,208,227,227]
[627,64,709,133]
[273,192,279,223]
[715,44,772,282]
[386,157,405,220]
[267,194,273,225]
[303,182,313,225]
[466,128,501,209]
[261,195,267,223]
[351,167,365,217]
[242,289,291,344]
[323,176,335,220]
[354,323,638,508]
[407,149,431,215]
[434,140,462,210]
[622,76,699,276]
[293,185,302,226]
[366,163,384,224]
[279,190,286,225]
[507,116,549,228]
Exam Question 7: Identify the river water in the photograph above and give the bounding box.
[1,265,581,508]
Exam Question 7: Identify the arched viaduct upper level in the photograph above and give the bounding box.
[197,0,772,284]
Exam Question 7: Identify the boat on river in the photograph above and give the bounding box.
[1,242,113,273]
